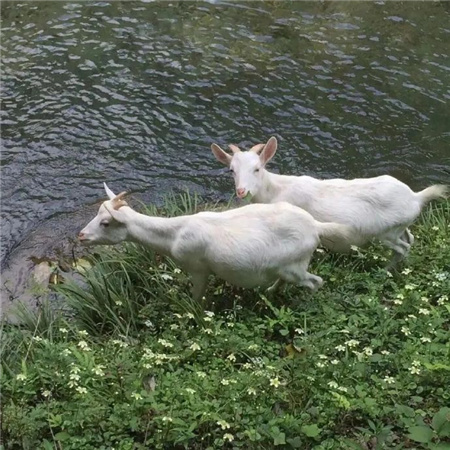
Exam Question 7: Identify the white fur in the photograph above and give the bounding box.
[78,184,353,300]
[212,137,448,260]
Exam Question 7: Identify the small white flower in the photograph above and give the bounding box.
[437,295,448,306]
[221,379,230,386]
[185,388,196,394]
[42,389,51,398]
[184,313,195,319]
[409,366,421,375]
[331,359,339,365]
[227,322,235,328]
[112,339,129,348]
[92,365,105,376]
[223,433,234,442]
[158,339,174,348]
[131,392,143,400]
[406,314,417,320]
[328,381,338,389]
[69,373,80,381]
[32,336,43,342]
[227,354,236,362]
[78,330,88,337]
[340,329,350,334]
[217,420,230,430]
[242,362,252,369]
[190,343,201,351]
[170,324,179,330]
[173,268,182,274]
[386,271,393,278]
[295,328,304,334]
[196,371,206,378]
[203,328,213,334]
[435,272,448,281]
[162,416,173,423]
[421,296,429,303]
[76,386,88,395]
[393,299,403,305]
[381,350,391,355]
[247,387,256,395]
[144,320,153,327]
[59,328,68,334]
[345,339,359,348]
[319,354,328,360]
[204,316,212,322]
[335,345,346,352]
[418,308,430,315]
[70,365,81,374]
[420,337,431,343]
[401,326,411,336]
[16,374,27,381]
[337,386,348,393]
[350,245,359,251]
[363,347,373,356]
[270,377,281,388]
[248,344,259,351]
[316,362,326,368]
[384,376,395,384]
[62,349,71,356]
[77,340,91,351]
[115,300,123,306]
[205,311,214,317]
[402,268,412,275]
[160,273,173,281]
[143,363,152,369]
[412,360,421,367]
[431,226,439,231]
[405,284,416,291]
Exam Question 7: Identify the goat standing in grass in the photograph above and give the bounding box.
[212,137,448,263]
[78,184,353,300]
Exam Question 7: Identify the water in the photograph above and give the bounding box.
[2,1,450,268]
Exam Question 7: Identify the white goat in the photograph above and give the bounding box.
[211,136,448,261]
[78,183,353,300]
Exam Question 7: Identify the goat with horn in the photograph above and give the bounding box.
[78,183,354,300]
[211,136,448,263]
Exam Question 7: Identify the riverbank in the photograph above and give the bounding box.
[1,196,449,449]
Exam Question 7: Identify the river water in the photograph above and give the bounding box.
[1,1,450,269]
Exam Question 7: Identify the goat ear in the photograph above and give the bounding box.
[211,144,232,167]
[104,183,116,200]
[259,136,278,166]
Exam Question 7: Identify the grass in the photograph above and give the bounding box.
[1,194,449,450]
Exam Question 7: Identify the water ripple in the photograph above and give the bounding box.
[1,1,449,266]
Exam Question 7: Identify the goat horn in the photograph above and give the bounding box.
[250,143,265,153]
[112,191,128,210]
[228,144,241,154]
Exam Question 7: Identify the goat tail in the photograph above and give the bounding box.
[416,185,449,206]
[317,221,356,253]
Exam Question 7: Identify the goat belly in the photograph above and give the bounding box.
[212,267,277,289]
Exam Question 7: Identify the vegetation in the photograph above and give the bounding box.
[1,196,449,450]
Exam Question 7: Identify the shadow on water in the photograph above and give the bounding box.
[1,1,449,311]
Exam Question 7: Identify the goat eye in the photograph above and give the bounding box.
[254,168,260,173]
[100,221,110,227]
[229,168,235,174]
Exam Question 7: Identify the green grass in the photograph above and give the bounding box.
[1,195,449,450]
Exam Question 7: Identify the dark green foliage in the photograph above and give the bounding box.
[1,197,449,449]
